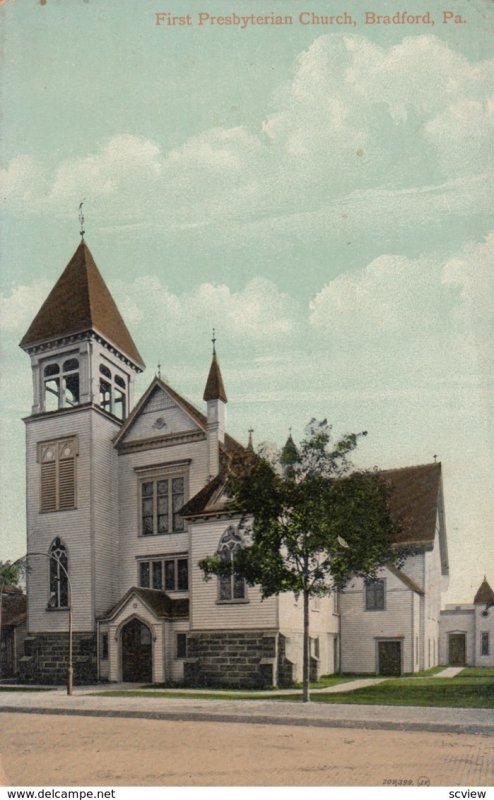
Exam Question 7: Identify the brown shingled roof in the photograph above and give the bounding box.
[203,353,227,403]
[381,463,442,546]
[102,587,189,621]
[20,241,145,369]
[182,461,443,544]
[179,473,226,518]
[1,593,27,628]
[473,578,494,606]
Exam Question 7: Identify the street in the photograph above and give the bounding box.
[1,712,492,786]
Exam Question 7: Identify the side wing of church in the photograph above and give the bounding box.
[18,241,462,686]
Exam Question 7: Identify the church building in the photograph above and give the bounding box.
[19,240,458,686]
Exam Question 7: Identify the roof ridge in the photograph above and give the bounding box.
[380,462,441,473]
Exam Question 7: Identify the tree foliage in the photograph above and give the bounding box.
[199,419,411,701]
[0,560,24,590]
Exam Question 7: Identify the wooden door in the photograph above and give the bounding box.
[378,640,402,675]
[448,634,466,666]
[121,619,152,682]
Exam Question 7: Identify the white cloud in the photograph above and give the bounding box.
[0,155,45,205]
[309,254,453,337]
[3,35,492,232]
[308,234,494,391]
[110,275,300,354]
[0,281,52,333]
[48,135,162,203]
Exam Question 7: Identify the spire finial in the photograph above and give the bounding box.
[78,201,85,241]
[212,327,216,355]
[156,363,161,380]
[433,454,438,463]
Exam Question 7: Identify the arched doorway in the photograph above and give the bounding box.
[121,618,152,682]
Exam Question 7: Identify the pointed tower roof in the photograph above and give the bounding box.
[203,352,227,403]
[473,577,494,606]
[280,431,299,466]
[20,241,145,369]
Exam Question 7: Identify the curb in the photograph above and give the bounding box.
[2,705,493,736]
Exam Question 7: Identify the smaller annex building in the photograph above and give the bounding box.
[439,578,494,668]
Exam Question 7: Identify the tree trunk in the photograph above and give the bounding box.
[302,587,310,703]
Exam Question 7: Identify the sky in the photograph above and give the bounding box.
[1,0,493,603]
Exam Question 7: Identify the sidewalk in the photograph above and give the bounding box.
[1,683,492,736]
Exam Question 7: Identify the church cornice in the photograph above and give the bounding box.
[22,329,142,372]
[23,401,123,427]
[117,429,206,454]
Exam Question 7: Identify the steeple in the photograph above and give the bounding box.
[203,333,227,478]
[20,241,144,370]
[280,430,299,478]
[473,577,494,606]
[203,332,227,403]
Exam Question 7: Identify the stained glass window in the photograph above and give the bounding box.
[48,538,69,609]
[217,526,246,602]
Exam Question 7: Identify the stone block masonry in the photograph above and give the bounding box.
[19,632,97,684]
[184,630,282,688]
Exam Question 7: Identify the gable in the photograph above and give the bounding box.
[117,385,204,445]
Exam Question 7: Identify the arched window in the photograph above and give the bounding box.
[217,526,247,602]
[43,358,80,411]
[99,365,127,420]
[48,538,69,609]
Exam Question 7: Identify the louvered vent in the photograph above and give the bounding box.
[39,438,77,512]
[59,458,75,510]
[40,462,57,512]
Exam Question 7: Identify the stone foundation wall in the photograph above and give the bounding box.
[277,634,294,687]
[19,632,97,685]
[184,630,278,688]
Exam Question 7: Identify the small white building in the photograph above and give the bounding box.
[439,578,494,667]
[19,239,456,685]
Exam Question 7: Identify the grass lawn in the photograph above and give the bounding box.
[94,669,494,708]
[459,667,494,678]
[305,673,494,708]
[92,690,279,700]
[0,686,54,692]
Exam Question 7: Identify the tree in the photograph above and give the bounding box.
[0,561,24,591]
[0,559,25,679]
[200,419,409,702]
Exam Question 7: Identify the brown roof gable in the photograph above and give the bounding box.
[102,587,189,621]
[381,463,442,546]
[203,353,227,402]
[182,461,443,546]
[473,578,494,606]
[114,374,243,452]
[20,241,145,369]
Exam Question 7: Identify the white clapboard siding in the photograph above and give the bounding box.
[90,412,122,618]
[189,518,278,631]
[418,526,443,669]
[400,552,425,590]
[25,409,117,632]
[340,566,416,673]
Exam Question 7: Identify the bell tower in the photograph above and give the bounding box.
[20,240,144,418]
[19,239,145,684]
